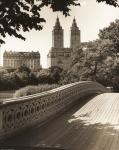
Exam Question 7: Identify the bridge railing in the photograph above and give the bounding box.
[0,81,109,140]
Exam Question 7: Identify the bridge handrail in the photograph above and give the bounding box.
[0,81,89,104]
[0,81,105,106]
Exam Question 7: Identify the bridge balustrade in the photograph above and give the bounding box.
[0,81,109,140]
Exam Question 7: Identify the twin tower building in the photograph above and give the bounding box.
[47,17,81,70]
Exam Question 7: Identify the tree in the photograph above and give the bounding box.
[0,0,118,45]
[0,72,21,90]
[99,19,119,55]
[69,38,116,82]
[49,66,63,83]
[86,39,115,80]
[108,63,119,92]
[16,65,31,73]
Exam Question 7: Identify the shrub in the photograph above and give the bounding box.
[14,84,59,97]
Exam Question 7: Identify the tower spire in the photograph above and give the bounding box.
[71,17,78,29]
[54,15,62,29]
[52,16,64,48]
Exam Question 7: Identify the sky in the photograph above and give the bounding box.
[0,0,119,68]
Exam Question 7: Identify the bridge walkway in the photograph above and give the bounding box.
[1,93,119,150]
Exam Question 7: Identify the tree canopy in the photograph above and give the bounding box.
[0,0,119,45]
[99,19,119,55]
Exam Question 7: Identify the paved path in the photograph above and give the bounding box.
[1,93,119,150]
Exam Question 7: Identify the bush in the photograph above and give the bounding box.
[14,84,59,97]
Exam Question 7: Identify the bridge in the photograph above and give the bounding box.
[0,81,119,150]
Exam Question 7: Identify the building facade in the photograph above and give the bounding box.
[47,17,81,70]
[3,51,41,71]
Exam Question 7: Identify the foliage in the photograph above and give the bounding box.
[99,19,119,55]
[0,65,38,90]
[0,72,20,90]
[0,0,118,45]
[14,84,59,97]
[0,0,45,45]
[38,74,51,84]
[16,65,31,73]
[68,37,118,88]
[97,0,119,7]
[37,66,63,84]
[0,65,63,91]
[48,66,63,84]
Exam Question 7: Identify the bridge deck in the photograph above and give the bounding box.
[1,93,119,150]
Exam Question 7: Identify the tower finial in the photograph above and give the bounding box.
[54,15,62,29]
[56,15,60,23]
[71,17,78,29]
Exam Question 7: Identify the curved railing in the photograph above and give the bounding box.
[0,81,109,139]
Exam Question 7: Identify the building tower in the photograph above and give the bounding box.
[52,16,64,48]
[70,18,81,50]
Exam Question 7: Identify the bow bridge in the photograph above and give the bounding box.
[0,81,119,150]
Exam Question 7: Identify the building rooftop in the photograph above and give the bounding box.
[3,51,40,58]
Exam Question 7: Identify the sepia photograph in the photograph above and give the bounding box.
[0,0,119,149]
